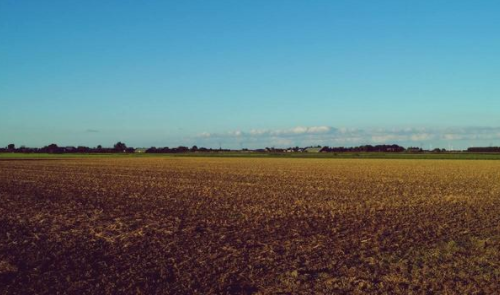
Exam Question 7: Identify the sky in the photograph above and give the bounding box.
[1,0,500,149]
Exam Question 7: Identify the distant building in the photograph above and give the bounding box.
[134,148,148,153]
[304,147,323,153]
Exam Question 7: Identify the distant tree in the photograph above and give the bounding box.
[77,146,90,153]
[176,146,189,153]
[97,145,102,149]
[43,144,60,153]
[114,142,127,152]
[7,144,15,150]
[191,145,198,152]
[146,147,157,153]
[18,145,30,153]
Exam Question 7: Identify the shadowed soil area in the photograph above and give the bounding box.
[1,157,500,294]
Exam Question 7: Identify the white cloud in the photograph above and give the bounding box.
[442,134,463,140]
[291,126,308,134]
[371,135,402,143]
[410,133,434,141]
[307,126,331,133]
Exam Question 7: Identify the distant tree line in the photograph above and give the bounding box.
[0,142,135,154]
[0,143,231,154]
[467,147,500,153]
[146,146,230,153]
[3,142,499,154]
[321,144,406,153]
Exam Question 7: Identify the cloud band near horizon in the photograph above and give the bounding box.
[195,126,500,149]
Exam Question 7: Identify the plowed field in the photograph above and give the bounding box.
[1,157,500,294]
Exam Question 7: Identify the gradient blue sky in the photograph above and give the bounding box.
[1,1,500,149]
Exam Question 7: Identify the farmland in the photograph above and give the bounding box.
[1,157,500,294]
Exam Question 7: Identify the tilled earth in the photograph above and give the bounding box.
[1,157,500,294]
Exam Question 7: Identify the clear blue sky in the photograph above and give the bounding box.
[1,0,500,149]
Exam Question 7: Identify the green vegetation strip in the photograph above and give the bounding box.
[2,152,500,160]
